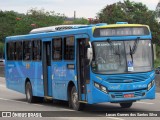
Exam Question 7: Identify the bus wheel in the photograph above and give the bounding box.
[70,86,84,111]
[120,102,133,108]
[25,82,36,103]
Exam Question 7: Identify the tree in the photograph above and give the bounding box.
[0,42,4,58]
[0,10,18,42]
[97,0,160,44]
[14,8,66,35]
[72,18,89,24]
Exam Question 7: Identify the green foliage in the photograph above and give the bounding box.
[0,42,4,50]
[98,3,126,23]
[14,8,66,35]
[97,0,160,44]
[0,8,66,42]
[0,10,18,42]
[0,42,4,58]
[154,59,160,68]
[72,18,89,24]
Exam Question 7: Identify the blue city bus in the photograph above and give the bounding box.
[5,23,155,110]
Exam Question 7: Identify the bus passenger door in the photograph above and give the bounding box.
[77,38,90,102]
[42,41,52,97]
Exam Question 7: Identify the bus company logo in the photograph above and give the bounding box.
[109,85,121,90]
[2,112,11,117]
[133,84,147,89]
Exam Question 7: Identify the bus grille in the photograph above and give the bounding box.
[106,74,149,83]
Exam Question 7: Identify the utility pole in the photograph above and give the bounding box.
[74,11,76,20]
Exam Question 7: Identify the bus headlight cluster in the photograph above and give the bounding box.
[94,82,108,93]
[147,80,155,91]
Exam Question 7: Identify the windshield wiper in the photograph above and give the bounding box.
[106,39,120,55]
[129,37,140,63]
[130,37,140,54]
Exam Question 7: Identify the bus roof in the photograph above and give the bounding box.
[5,23,150,41]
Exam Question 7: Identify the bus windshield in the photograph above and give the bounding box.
[92,40,153,74]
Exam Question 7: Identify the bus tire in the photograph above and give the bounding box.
[120,102,133,108]
[70,86,84,111]
[25,82,36,103]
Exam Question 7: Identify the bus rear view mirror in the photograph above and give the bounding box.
[87,48,93,65]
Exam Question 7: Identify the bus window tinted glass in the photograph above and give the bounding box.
[52,38,62,60]
[15,41,23,60]
[7,42,15,60]
[64,37,74,60]
[32,40,41,61]
[23,41,32,61]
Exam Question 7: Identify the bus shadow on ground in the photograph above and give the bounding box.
[12,98,146,114]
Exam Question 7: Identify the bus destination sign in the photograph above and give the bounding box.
[93,27,150,37]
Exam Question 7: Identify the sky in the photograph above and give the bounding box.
[0,0,159,18]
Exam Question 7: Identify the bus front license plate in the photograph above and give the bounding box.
[124,94,134,98]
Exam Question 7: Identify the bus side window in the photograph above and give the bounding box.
[7,42,15,60]
[64,36,74,60]
[15,41,23,60]
[32,40,41,61]
[23,41,32,61]
[52,38,62,60]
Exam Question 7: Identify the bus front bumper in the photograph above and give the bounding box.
[87,84,156,104]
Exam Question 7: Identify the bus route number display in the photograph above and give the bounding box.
[93,27,149,37]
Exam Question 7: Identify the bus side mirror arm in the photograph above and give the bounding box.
[87,42,93,65]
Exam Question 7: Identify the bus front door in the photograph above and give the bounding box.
[42,41,52,98]
[77,38,90,102]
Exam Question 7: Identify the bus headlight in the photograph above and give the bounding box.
[147,80,155,91]
[94,82,108,93]
[94,82,100,89]
[101,86,108,93]
[151,80,155,86]
[147,83,152,91]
